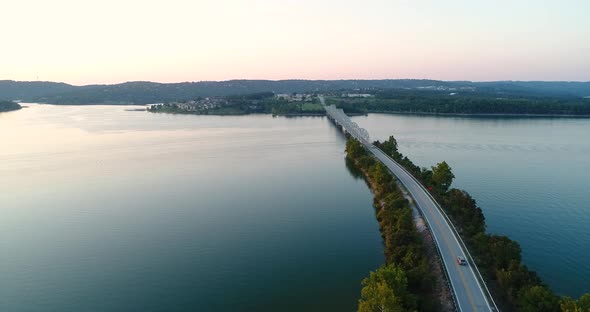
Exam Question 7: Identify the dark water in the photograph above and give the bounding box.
[353,113,590,297]
[0,105,383,311]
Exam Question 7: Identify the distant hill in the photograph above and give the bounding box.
[31,80,465,104]
[0,79,589,105]
[0,80,76,101]
[472,81,590,98]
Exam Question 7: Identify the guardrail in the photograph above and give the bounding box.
[370,147,460,312]
[376,148,500,312]
[324,101,499,311]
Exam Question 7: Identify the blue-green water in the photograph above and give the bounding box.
[353,113,590,297]
[0,105,383,311]
[2,106,589,312]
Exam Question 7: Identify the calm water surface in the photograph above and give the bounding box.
[3,106,589,311]
[0,104,383,311]
[353,113,590,297]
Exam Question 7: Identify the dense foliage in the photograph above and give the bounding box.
[374,135,590,311]
[31,80,457,104]
[346,138,437,311]
[0,100,22,112]
[2,79,589,105]
[0,80,75,101]
[331,90,590,116]
[358,264,414,312]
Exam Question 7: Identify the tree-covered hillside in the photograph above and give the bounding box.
[330,90,590,116]
[0,80,76,101]
[1,79,589,105]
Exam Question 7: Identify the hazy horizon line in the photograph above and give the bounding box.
[3,78,590,87]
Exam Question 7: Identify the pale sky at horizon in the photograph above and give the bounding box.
[2,0,589,85]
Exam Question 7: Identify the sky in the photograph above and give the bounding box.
[1,0,589,85]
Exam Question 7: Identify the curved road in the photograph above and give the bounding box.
[368,144,494,312]
[320,97,496,311]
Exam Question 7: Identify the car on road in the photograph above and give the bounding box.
[457,256,467,265]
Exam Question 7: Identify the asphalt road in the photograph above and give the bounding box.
[321,96,496,311]
[367,144,495,312]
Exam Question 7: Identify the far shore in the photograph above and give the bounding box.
[363,110,590,118]
[18,103,590,118]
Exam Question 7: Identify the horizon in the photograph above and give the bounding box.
[3,77,590,87]
[2,0,589,85]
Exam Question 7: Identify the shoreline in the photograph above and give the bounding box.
[0,101,23,113]
[371,161,455,312]
[0,107,22,113]
[19,103,590,118]
[357,110,590,118]
[147,109,329,117]
[346,143,453,311]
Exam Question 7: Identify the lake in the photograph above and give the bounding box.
[353,113,590,297]
[0,104,383,311]
[2,106,588,312]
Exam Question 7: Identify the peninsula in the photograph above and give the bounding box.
[0,100,21,112]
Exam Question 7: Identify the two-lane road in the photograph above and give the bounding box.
[367,144,494,312]
[321,97,495,311]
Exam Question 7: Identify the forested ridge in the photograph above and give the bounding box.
[2,79,589,106]
[331,90,590,116]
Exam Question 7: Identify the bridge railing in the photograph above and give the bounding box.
[324,105,370,143]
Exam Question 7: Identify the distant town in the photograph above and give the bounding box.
[147,92,384,116]
[148,92,331,116]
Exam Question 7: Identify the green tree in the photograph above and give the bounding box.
[359,281,403,312]
[380,136,399,156]
[496,260,541,303]
[579,294,590,310]
[519,285,560,312]
[487,235,522,269]
[431,161,454,193]
[561,297,583,312]
[370,162,394,195]
[346,138,367,159]
[358,264,414,312]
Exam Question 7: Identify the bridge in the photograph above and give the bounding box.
[321,96,498,312]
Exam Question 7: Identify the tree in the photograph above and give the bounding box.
[562,294,590,312]
[496,260,542,304]
[380,136,398,156]
[358,264,413,312]
[444,189,486,237]
[431,161,454,193]
[560,297,583,312]
[346,138,367,159]
[487,235,522,270]
[358,281,403,312]
[579,294,590,311]
[370,162,394,195]
[518,285,560,312]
